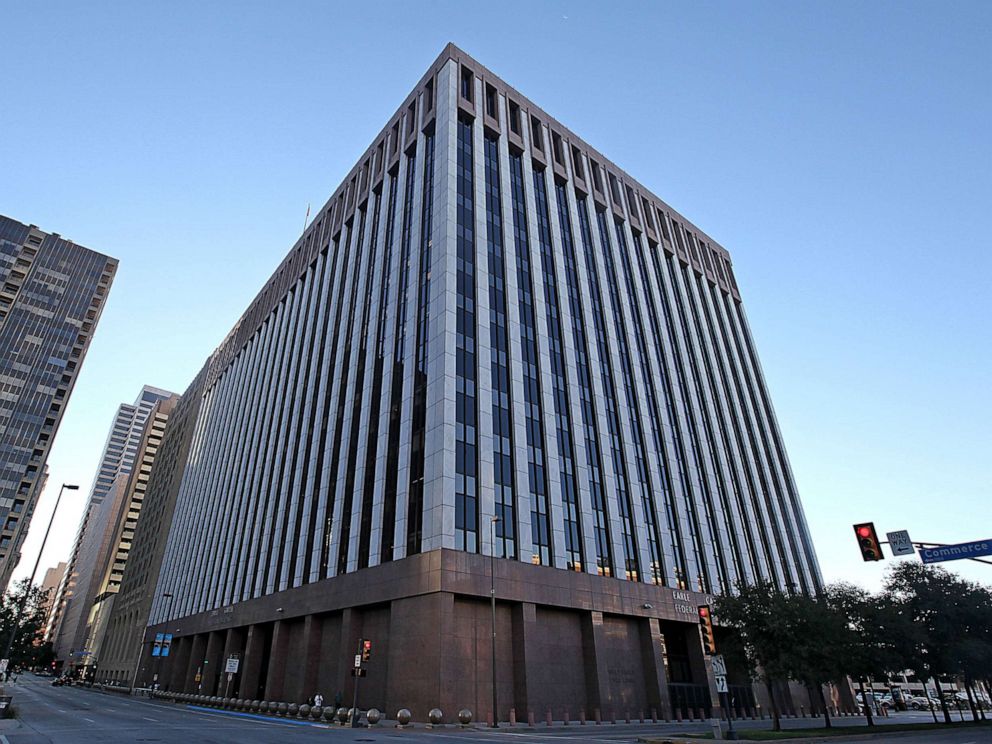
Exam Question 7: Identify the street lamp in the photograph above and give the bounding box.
[1,483,78,676]
[490,515,499,728]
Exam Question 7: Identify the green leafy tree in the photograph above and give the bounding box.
[884,563,976,724]
[714,581,805,731]
[0,578,53,670]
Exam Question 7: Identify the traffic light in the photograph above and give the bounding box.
[854,522,883,562]
[361,639,372,662]
[698,605,716,655]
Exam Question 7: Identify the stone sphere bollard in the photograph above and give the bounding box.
[367,708,381,725]
[429,708,444,725]
[260,701,270,714]
[397,708,412,726]
[336,706,350,724]
[288,703,300,717]
[223,698,232,708]
[458,708,473,725]
[310,705,322,720]
[250,699,260,712]
[277,702,289,717]
[322,706,336,722]
[298,703,310,719]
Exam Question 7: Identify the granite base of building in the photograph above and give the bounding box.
[139,549,840,722]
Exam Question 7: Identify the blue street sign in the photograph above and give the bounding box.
[920,540,992,564]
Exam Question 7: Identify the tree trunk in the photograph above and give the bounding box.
[933,677,952,724]
[858,679,874,727]
[818,684,832,728]
[965,678,979,722]
[765,678,781,731]
[926,687,938,723]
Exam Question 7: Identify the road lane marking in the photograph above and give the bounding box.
[143,716,157,722]
[84,718,95,723]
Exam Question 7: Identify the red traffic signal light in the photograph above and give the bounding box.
[698,604,716,655]
[361,639,372,662]
[853,522,883,562]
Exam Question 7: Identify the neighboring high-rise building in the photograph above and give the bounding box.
[0,216,117,594]
[147,45,822,719]
[80,393,179,675]
[48,386,175,669]
[98,371,206,685]
[38,560,67,628]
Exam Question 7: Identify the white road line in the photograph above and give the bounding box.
[1,733,11,744]
[143,716,157,722]
[84,718,96,723]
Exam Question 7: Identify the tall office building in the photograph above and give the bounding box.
[38,560,67,630]
[0,216,117,594]
[99,368,207,685]
[80,393,178,674]
[148,45,822,719]
[49,386,175,669]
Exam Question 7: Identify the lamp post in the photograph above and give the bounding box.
[490,515,499,728]
[1,483,78,673]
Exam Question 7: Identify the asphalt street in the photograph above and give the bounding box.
[1,675,989,743]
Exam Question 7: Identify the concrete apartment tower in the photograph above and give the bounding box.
[48,386,176,672]
[143,45,822,719]
[0,216,117,594]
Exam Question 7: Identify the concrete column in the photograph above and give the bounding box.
[300,614,323,701]
[511,602,541,714]
[203,631,225,696]
[184,634,207,692]
[642,618,672,718]
[685,623,720,716]
[265,620,289,701]
[168,635,191,692]
[581,610,612,716]
[219,627,244,698]
[240,624,265,701]
[336,608,356,702]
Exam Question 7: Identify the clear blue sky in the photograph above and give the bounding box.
[2,1,989,590]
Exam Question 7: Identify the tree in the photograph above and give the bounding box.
[823,583,905,726]
[714,581,805,731]
[883,563,978,724]
[0,578,53,670]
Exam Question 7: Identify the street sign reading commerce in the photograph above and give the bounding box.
[920,539,992,564]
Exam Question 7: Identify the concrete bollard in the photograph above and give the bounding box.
[651,707,658,723]
[639,710,644,723]
[546,708,552,726]
[594,708,602,724]
[563,710,570,726]
[457,709,472,726]
[277,702,289,717]
[322,706,335,722]
[579,709,586,725]
[509,707,517,725]
[676,707,683,722]
[527,710,535,726]
[428,708,443,726]
[288,703,299,718]
[310,705,322,720]
[367,708,382,725]
[396,708,412,727]
[298,703,309,719]
[626,710,631,724]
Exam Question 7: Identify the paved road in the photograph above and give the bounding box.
[1,675,988,743]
